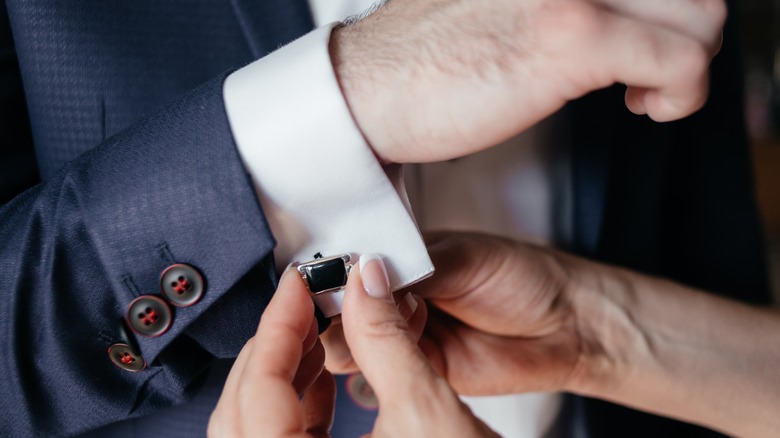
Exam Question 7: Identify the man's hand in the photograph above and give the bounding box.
[208,269,335,438]
[331,0,725,163]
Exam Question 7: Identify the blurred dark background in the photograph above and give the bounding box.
[738,1,780,303]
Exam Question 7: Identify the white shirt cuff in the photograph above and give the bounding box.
[223,23,433,291]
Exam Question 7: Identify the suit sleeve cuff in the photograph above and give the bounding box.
[223,23,433,291]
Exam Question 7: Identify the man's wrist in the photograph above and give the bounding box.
[328,22,387,161]
[224,23,433,289]
[328,4,429,165]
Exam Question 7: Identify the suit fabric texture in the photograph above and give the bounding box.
[0,0,769,436]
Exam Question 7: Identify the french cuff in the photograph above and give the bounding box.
[223,23,433,291]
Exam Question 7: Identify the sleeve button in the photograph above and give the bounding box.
[160,263,204,307]
[126,295,173,337]
[108,343,146,372]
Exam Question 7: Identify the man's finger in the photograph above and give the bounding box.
[596,11,712,121]
[595,0,726,49]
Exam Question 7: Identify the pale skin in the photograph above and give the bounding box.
[410,232,780,438]
[208,257,500,437]
[321,0,727,374]
[206,269,336,438]
[210,233,780,438]
[330,0,725,164]
[209,0,748,434]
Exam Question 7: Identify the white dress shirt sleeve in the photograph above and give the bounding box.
[223,23,433,291]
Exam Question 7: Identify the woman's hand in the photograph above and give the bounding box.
[340,254,499,437]
[411,232,780,438]
[320,285,426,375]
[208,255,498,437]
[321,231,587,396]
[208,268,336,438]
[410,232,586,396]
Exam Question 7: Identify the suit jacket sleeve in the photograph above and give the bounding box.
[0,74,279,436]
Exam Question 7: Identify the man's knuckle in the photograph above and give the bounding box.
[675,40,710,76]
[544,2,602,44]
[699,0,728,27]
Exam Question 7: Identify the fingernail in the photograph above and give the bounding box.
[280,263,300,283]
[359,254,390,300]
[396,292,419,319]
[403,292,418,313]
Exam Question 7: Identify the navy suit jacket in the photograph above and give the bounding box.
[0,0,769,436]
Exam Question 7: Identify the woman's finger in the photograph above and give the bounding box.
[247,267,317,384]
[212,267,319,437]
[321,292,426,374]
[292,338,326,396]
[341,255,444,400]
[303,369,337,438]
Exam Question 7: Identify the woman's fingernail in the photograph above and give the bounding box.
[396,292,419,319]
[403,292,419,313]
[359,254,390,300]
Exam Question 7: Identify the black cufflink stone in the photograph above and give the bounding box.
[299,257,348,293]
[297,254,352,319]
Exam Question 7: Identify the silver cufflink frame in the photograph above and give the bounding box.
[296,253,352,318]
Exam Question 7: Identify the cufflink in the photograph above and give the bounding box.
[296,253,352,318]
